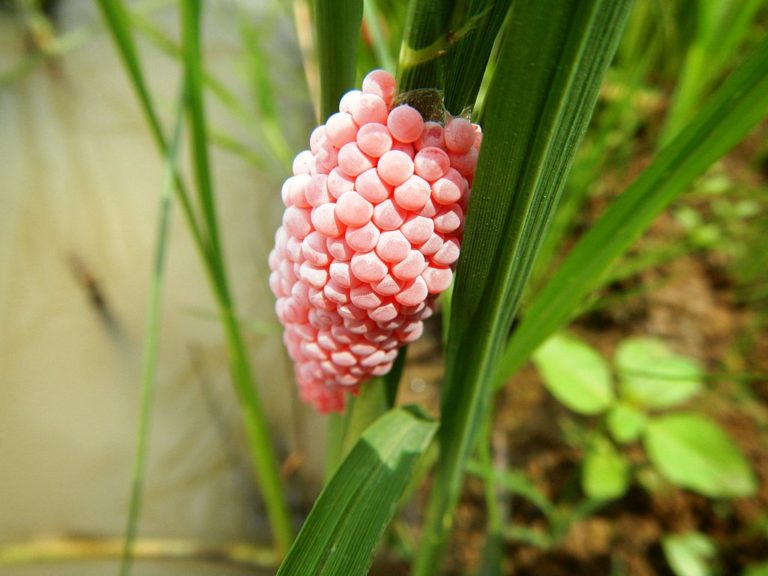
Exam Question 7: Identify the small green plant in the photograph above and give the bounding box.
[533,333,757,501]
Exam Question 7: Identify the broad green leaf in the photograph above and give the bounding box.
[607,402,647,443]
[582,438,630,500]
[495,35,768,387]
[532,333,614,415]
[662,532,717,576]
[414,3,632,574]
[644,413,757,498]
[615,338,703,408]
[314,0,363,119]
[276,407,437,576]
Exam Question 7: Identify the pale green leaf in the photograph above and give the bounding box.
[616,338,703,409]
[582,438,630,501]
[662,532,717,576]
[532,333,614,415]
[607,402,647,444]
[644,413,757,498]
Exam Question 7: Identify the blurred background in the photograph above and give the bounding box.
[1,0,767,574]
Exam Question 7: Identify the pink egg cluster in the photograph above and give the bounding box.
[269,70,481,413]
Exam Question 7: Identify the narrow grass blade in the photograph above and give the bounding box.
[179,1,294,553]
[413,2,632,573]
[95,0,206,255]
[314,0,363,119]
[119,91,184,576]
[496,34,768,386]
[276,407,437,576]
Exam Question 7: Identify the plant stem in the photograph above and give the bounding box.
[119,89,184,576]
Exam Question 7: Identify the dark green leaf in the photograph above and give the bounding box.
[277,407,437,576]
[314,0,363,119]
[414,2,632,573]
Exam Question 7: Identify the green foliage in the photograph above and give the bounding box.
[276,407,436,576]
[662,532,718,576]
[496,34,768,385]
[645,413,757,498]
[532,333,756,500]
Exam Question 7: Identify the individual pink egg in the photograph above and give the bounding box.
[355,168,392,203]
[422,266,453,293]
[345,221,381,252]
[283,206,313,239]
[310,125,327,154]
[335,191,374,227]
[387,105,424,143]
[414,146,450,181]
[338,142,374,177]
[350,284,383,310]
[377,150,414,186]
[350,93,388,126]
[372,199,407,230]
[434,205,464,234]
[391,250,426,281]
[372,274,402,296]
[350,251,388,283]
[292,150,314,175]
[393,175,431,211]
[415,121,444,150]
[362,69,396,107]
[339,90,363,114]
[400,215,434,245]
[394,276,428,306]
[375,230,411,263]
[327,168,355,198]
[448,148,478,179]
[311,203,345,237]
[305,174,331,207]
[431,237,460,266]
[431,168,465,205]
[302,231,331,267]
[325,112,358,147]
[326,236,354,261]
[356,123,393,158]
[444,117,475,153]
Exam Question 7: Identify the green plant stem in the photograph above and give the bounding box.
[179,1,293,555]
[119,91,184,576]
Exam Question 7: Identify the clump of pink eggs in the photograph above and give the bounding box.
[269,69,481,413]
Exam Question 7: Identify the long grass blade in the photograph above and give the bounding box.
[413,2,632,573]
[314,0,363,119]
[495,33,768,386]
[178,1,294,554]
[119,91,184,576]
[276,407,437,576]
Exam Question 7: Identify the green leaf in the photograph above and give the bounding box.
[582,437,630,500]
[644,413,757,498]
[276,407,437,576]
[314,0,363,119]
[662,532,717,576]
[532,333,614,415]
[607,402,647,443]
[414,2,632,574]
[615,338,703,408]
[495,35,768,387]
